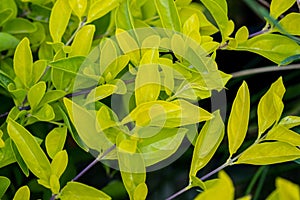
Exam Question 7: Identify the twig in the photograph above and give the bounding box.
[249,29,269,38]
[257,0,270,8]
[66,18,86,46]
[165,186,190,200]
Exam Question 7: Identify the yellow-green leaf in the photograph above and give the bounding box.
[257,77,285,137]
[49,0,72,43]
[28,81,46,111]
[279,116,300,128]
[13,186,30,200]
[85,84,117,105]
[87,0,120,23]
[277,13,300,36]
[189,111,224,178]
[227,81,250,156]
[51,150,68,179]
[235,26,249,43]
[68,0,87,19]
[270,0,295,19]
[133,183,148,200]
[13,37,33,88]
[50,174,60,194]
[32,104,55,121]
[276,177,300,200]
[99,38,118,75]
[265,125,300,146]
[32,60,47,85]
[70,25,95,57]
[60,182,111,200]
[115,0,135,30]
[0,176,10,198]
[7,119,51,181]
[45,127,67,159]
[236,142,300,165]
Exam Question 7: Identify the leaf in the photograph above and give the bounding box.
[0,176,10,198]
[236,142,300,165]
[70,25,95,57]
[87,0,120,23]
[235,26,249,43]
[190,176,206,190]
[0,32,19,52]
[102,55,130,81]
[155,0,181,32]
[275,177,300,200]
[39,90,66,106]
[63,98,112,152]
[115,0,135,30]
[195,171,234,200]
[0,139,16,168]
[265,125,300,146]
[237,34,300,64]
[189,111,224,178]
[277,13,300,36]
[7,119,51,182]
[50,56,86,76]
[99,38,118,75]
[50,150,68,179]
[50,174,60,194]
[32,104,55,121]
[2,18,37,34]
[279,116,300,128]
[45,127,67,159]
[135,50,161,105]
[68,0,87,18]
[13,37,33,88]
[270,0,295,19]
[227,81,250,156]
[60,182,111,200]
[133,183,148,200]
[10,140,29,176]
[32,60,47,85]
[49,0,72,43]
[85,84,117,105]
[13,186,30,200]
[28,81,46,111]
[257,77,285,137]
[0,9,13,27]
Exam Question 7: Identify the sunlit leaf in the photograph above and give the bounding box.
[50,174,60,194]
[51,150,68,179]
[7,119,51,182]
[276,13,300,36]
[115,0,135,30]
[270,0,295,19]
[70,25,95,57]
[189,111,224,178]
[49,0,72,43]
[32,103,55,121]
[87,0,120,23]
[68,0,87,19]
[0,176,10,198]
[265,125,300,146]
[85,84,117,105]
[235,26,249,43]
[28,81,46,111]
[2,18,37,34]
[236,142,300,165]
[0,139,16,168]
[60,182,111,200]
[279,116,300,129]
[45,127,67,159]
[276,177,300,200]
[227,81,250,156]
[13,186,30,200]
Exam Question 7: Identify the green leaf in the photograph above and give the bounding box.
[68,0,87,19]
[190,176,206,190]
[85,84,117,105]
[0,32,19,52]
[28,81,46,111]
[227,81,250,156]
[0,9,13,26]
[135,50,161,105]
[60,182,111,200]
[13,37,33,88]
[45,127,67,159]
[51,150,68,179]
[265,125,300,146]
[155,0,181,32]
[63,98,112,152]
[10,140,29,176]
[189,110,224,178]
[0,139,16,168]
[257,77,285,137]
[39,90,66,106]
[237,34,300,64]
[50,56,86,76]
[3,18,37,34]
[133,183,148,200]
[49,0,72,43]
[235,26,249,43]
[279,116,300,129]
[70,25,95,57]
[102,55,130,81]
[115,0,135,30]
[270,0,295,19]
[7,119,51,182]
[0,0,17,21]
[99,38,118,75]
[195,171,234,200]
[277,13,300,36]
[50,174,60,194]
[32,104,55,121]
[0,176,10,198]
[236,142,300,165]
[87,0,120,23]
[32,60,47,85]
[13,186,30,200]
[275,177,300,200]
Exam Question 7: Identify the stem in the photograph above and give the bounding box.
[257,0,270,8]
[66,18,86,46]
[249,29,269,38]
[72,145,116,181]
[165,186,190,200]
[245,166,267,195]
[231,64,300,78]
[199,161,230,181]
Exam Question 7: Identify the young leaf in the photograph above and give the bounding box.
[155,0,181,32]
[50,174,60,194]
[227,81,250,156]
[0,32,19,52]
[0,176,10,198]
[235,26,249,43]
[189,111,224,178]
[265,125,300,146]
[84,84,117,105]
[70,25,95,57]
[236,142,300,165]
[237,34,300,64]
[7,119,51,182]
[13,186,30,200]
[257,77,285,137]
[279,116,300,129]
[59,182,111,200]
[32,60,47,85]
[49,0,72,43]
[28,81,46,111]
[50,150,68,179]
[115,0,135,30]
[87,0,120,23]
[270,0,295,19]
[277,13,300,36]
[135,50,161,105]
[45,127,67,159]
[32,104,55,121]
[68,0,87,19]
[13,37,33,88]
[275,177,300,200]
